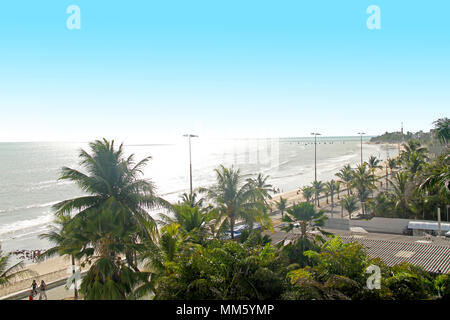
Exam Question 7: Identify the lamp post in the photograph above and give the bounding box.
[310,133,321,182]
[357,132,365,164]
[183,134,198,195]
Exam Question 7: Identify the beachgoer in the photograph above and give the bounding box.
[39,280,47,300]
[29,290,34,300]
[32,280,38,296]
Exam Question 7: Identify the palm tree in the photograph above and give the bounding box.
[432,118,449,146]
[351,164,376,215]
[0,244,34,287]
[275,196,288,218]
[335,180,341,200]
[324,188,329,205]
[402,139,428,156]
[389,172,411,218]
[325,180,338,212]
[52,139,170,271]
[387,158,397,178]
[335,164,353,196]
[158,203,215,243]
[368,156,382,172]
[420,154,450,194]
[246,173,274,205]
[281,202,328,241]
[301,186,314,203]
[405,151,428,177]
[367,156,383,196]
[72,198,152,300]
[340,195,359,219]
[137,223,189,299]
[39,215,81,299]
[399,140,428,172]
[180,192,205,209]
[311,180,324,207]
[199,165,270,240]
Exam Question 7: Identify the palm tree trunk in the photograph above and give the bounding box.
[230,217,235,240]
[71,255,78,300]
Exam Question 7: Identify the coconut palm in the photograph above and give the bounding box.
[432,118,449,146]
[399,140,428,171]
[351,164,376,215]
[367,156,382,196]
[335,180,341,200]
[158,203,215,243]
[301,186,314,203]
[368,156,382,172]
[389,172,411,218]
[180,192,205,209]
[420,154,450,194]
[324,188,329,205]
[275,196,288,218]
[0,244,34,287]
[340,195,359,219]
[335,164,353,196]
[281,202,328,240]
[311,180,324,207]
[387,158,397,178]
[52,139,170,271]
[325,180,338,212]
[136,223,189,299]
[405,151,428,177]
[246,173,274,205]
[71,198,153,299]
[39,215,81,299]
[199,165,271,240]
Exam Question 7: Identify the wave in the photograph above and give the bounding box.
[25,180,75,192]
[0,212,56,239]
[0,200,62,215]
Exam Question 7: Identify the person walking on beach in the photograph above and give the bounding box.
[31,280,38,297]
[39,280,47,300]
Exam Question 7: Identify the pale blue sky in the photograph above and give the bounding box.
[0,1,449,142]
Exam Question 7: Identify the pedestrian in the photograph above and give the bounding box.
[29,290,34,300]
[31,280,38,297]
[39,280,47,300]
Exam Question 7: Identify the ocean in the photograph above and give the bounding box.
[0,137,398,259]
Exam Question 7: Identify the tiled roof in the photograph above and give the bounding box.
[340,235,450,274]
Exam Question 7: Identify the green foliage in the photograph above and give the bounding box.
[0,244,34,287]
[304,236,368,284]
[434,274,450,300]
[154,240,287,300]
[199,165,273,240]
[384,263,435,300]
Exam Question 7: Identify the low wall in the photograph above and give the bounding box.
[324,218,349,231]
[349,217,409,234]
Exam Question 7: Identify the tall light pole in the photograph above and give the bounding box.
[357,132,365,164]
[183,134,198,195]
[311,133,321,182]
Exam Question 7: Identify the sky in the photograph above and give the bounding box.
[0,1,449,143]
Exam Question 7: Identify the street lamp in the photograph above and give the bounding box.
[183,134,198,195]
[357,132,365,164]
[310,133,321,182]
